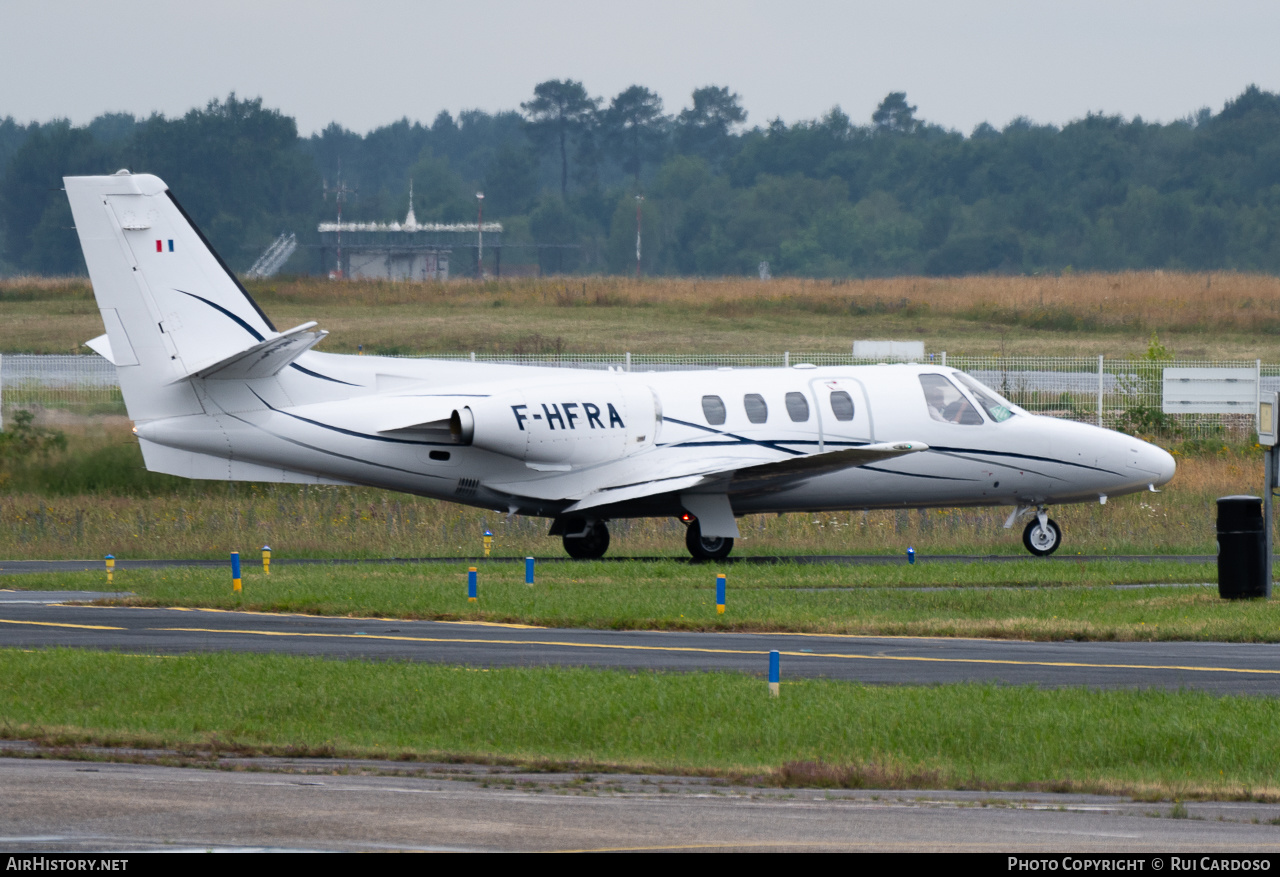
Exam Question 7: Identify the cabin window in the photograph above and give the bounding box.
[702,395,727,425]
[785,391,810,422]
[743,393,768,424]
[920,374,983,425]
[829,390,855,422]
[429,450,451,461]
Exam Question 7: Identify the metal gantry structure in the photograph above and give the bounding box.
[244,233,298,279]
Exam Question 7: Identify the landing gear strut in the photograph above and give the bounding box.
[562,519,610,559]
[1022,515,1062,556]
[685,519,734,561]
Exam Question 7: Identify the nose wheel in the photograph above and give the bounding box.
[1022,517,1062,556]
[685,519,735,561]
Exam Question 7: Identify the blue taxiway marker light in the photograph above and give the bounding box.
[525,556,535,585]
[907,546,916,564]
[262,545,271,575]
[468,566,478,602]
[716,573,726,614]
[483,529,493,558]
[104,555,115,585]
[768,650,780,697]
[231,551,242,593]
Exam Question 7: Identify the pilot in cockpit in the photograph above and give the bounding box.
[920,374,983,425]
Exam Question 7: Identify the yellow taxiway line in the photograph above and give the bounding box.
[152,625,1280,676]
[0,618,124,631]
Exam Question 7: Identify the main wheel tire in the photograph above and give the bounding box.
[563,520,610,559]
[685,520,735,561]
[1022,517,1062,556]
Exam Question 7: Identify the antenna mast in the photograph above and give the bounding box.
[323,162,355,279]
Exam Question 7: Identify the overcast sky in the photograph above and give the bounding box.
[4,0,1278,136]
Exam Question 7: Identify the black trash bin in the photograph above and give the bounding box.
[1217,495,1267,599]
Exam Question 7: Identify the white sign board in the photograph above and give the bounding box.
[853,340,925,360]
[1162,367,1257,414]
[1259,391,1278,447]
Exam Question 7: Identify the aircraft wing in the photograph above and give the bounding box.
[511,441,928,512]
[727,441,929,492]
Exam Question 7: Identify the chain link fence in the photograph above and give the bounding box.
[3,352,1273,439]
[0,355,124,424]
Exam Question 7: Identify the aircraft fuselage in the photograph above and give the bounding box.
[135,353,1174,521]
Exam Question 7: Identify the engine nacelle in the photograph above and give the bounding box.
[453,382,661,466]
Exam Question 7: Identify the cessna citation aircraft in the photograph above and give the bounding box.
[65,172,1176,560]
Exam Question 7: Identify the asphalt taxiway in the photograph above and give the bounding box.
[5,589,1280,852]
[4,755,1280,852]
[1,594,1278,693]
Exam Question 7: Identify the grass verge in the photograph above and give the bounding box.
[20,560,1280,642]
[0,434,1262,559]
[2,648,1277,801]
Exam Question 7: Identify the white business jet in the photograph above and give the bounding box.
[65,172,1176,560]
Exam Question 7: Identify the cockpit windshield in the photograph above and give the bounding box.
[919,374,983,425]
[953,373,1017,422]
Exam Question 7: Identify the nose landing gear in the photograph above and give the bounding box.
[1022,513,1062,556]
[1006,505,1063,556]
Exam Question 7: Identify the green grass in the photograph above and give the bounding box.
[0,427,1257,559]
[0,488,1233,559]
[0,387,1263,560]
[3,647,1278,799]
[19,560,1278,642]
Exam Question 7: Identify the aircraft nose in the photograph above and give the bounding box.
[1148,445,1176,487]
[1129,441,1176,487]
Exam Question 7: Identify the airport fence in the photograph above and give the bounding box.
[3,352,1275,440]
[0,355,124,425]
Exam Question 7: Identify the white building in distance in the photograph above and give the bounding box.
[318,195,502,280]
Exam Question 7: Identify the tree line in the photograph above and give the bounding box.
[2,84,1280,278]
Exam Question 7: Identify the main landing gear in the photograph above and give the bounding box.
[561,518,610,560]
[685,519,734,561]
[554,515,737,561]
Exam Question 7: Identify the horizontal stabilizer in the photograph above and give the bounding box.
[180,322,327,381]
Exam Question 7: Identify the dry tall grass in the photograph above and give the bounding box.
[8,270,1280,330]
[238,272,1280,331]
[4,271,1276,356]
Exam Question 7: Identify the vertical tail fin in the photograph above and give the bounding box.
[64,171,279,421]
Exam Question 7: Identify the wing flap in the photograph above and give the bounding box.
[496,441,928,509]
[561,475,712,512]
[730,441,928,489]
